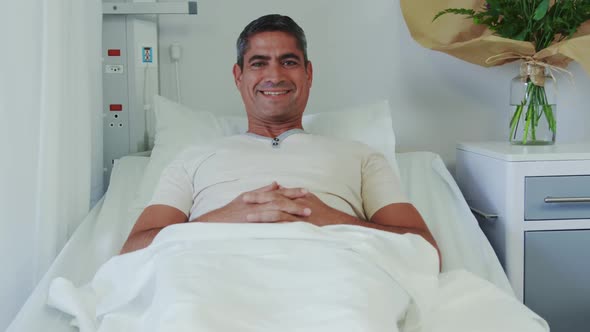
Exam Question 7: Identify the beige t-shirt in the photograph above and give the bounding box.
[150,133,407,221]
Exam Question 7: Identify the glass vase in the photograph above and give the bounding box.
[509,63,556,145]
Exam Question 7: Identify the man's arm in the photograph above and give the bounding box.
[369,203,439,252]
[244,192,438,248]
[120,205,187,254]
[244,192,440,265]
[121,183,310,254]
[344,202,441,270]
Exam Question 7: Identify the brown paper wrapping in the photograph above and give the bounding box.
[400,0,590,75]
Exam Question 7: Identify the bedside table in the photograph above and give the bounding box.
[455,141,590,332]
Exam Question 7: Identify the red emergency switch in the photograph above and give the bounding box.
[109,104,123,111]
[107,49,121,56]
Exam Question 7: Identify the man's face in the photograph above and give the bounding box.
[233,31,313,123]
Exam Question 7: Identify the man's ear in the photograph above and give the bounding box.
[306,61,313,87]
[232,63,242,87]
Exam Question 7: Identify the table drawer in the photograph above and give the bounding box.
[524,230,590,332]
[525,175,590,220]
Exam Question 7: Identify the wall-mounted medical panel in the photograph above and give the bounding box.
[102,1,194,188]
[102,15,130,186]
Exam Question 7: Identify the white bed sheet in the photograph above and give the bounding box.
[7,152,512,332]
[398,152,511,292]
[48,223,546,332]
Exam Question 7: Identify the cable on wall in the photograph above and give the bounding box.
[170,43,182,103]
[142,64,155,149]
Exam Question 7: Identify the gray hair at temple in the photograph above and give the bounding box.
[236,14,309,69]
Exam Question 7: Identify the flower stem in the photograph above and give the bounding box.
[510,79,555,145]
[510,103,524,140]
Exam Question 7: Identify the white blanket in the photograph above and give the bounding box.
[48,222,548,332]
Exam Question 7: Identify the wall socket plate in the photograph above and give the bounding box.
[105,64,124,73]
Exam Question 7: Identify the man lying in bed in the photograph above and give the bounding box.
[120,14,439,260]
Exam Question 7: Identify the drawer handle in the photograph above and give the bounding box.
[469,206,498,221]
[544,196,590,204]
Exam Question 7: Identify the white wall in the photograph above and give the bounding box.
[157,0,590,170]
[0,1,43,329]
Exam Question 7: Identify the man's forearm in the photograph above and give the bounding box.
[339,216,437,250]
[120,228,163,254]
[120,205,188,254]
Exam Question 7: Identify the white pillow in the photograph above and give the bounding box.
[133,95,400,210]
[301,101,399,177]
[133,95,225,210]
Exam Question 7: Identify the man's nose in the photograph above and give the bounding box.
[265,62,285,82]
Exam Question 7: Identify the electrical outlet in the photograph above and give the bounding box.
[105,64,124,74]
[108,122,126,128]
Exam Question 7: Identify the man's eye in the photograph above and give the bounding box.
[251,62,265,68]
[283,60,298,67]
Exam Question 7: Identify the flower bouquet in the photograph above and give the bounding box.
[401,0,590,145]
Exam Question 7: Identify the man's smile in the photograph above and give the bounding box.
[258,89,292,97]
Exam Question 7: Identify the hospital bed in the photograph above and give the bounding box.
[7,97,546,332]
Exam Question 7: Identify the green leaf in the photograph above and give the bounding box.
[433,8,475,21]
[514,28,528,41]
[533,0,550,21]
[485,0,500,15]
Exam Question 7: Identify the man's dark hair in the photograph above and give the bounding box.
[236,14,308,69]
